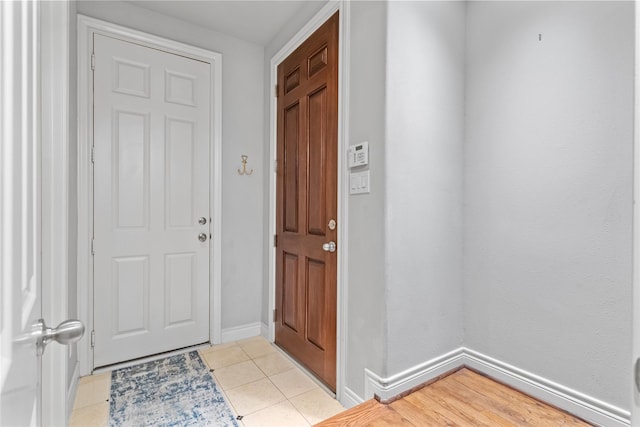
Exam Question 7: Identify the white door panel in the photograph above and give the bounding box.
[93,34,210,367]
[0,1,41,424]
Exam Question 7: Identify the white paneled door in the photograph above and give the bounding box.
[0,1,42,424]
[93,34,211,367]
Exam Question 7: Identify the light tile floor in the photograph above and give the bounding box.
[70,336,345,426]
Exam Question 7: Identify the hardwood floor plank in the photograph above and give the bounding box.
[404,387,490,426]
[427,379,508,426]
[363,408,414,426]
[390,397,457,426]
[451,370,588,426]
[315,369,591,427]
[315,400,400,426]
[444,370,541,425]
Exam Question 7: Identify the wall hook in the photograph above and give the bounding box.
[237,155,253,176]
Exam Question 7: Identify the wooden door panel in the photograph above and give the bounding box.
[275,12,338,391]
[308,46,329,77]
[306,258,327,350]
[307,87,328,237]
[282,252,300,332]
[284,103,300,233]
[285,68,301,93]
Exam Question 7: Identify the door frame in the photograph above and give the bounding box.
[632,0,639,421]
[40,2,75,423]
[268,1,351,405]
[77,15,223,375]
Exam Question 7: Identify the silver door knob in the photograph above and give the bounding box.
[198,217,207,225]
[322,241,336,252]
[198,233,208,242]
[33,319,84,355]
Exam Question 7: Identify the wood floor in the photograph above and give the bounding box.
[316,368,591,426]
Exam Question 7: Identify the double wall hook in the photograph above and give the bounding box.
[238,155,253,176]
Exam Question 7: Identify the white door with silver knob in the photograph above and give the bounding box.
[1,3,82,425]
[93,34,211,367]
[1,2,43,424]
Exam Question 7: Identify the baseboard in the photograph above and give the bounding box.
[364,347,465,402]
[260,322,269,340]
[220,322,262,343]
[341,386,365,409]
[462,349,630,427]
[360,347,630,426]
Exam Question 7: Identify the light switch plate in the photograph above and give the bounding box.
[350,170,370,194]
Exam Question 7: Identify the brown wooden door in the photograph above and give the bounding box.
[275,12,339,391]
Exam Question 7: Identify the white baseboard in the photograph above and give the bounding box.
[260,322,269,340]
[220,322,262,343]
[364,347,465,402]
[360,347,630,426]
[341,386,365,409]
[463,349,630,427]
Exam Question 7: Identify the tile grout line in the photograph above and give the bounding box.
[72,337,343,427]
[209,342,319,424]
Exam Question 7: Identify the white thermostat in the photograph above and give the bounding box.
[348,141,369,168]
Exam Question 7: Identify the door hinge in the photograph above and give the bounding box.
[91,238,95,256]
[274,84,278,98]
[274,159,278,174]
[274,234,278,247]
[91,330,95,348]
[273,309,277,322]
[91,146,95,163]
[91,53,95,70]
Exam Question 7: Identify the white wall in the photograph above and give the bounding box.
[75,1,266,331]
[71,0,635,416]
[384,0,466,375]
[464,1,634,410]
[344,0,389,398]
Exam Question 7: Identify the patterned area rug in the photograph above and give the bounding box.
[109,351,239,426]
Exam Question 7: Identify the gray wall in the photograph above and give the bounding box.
[464,1,634,410]
[76,1,266,331]
[70,0,634,414]
[344,0,389,397]
[384,0,466,375]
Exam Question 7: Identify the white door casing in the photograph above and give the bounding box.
[633,0,640,422]
[0,1,42,424]
[40,1,78,424]
[93,33,211,367]
[77,16,222,375]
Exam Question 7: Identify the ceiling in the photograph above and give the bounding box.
[129,0,328,46]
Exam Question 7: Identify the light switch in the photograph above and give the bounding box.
[350,170,370,194]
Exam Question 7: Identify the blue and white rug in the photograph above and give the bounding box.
[109,351,239,426]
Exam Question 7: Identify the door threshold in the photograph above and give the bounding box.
[92,342,211,374]
[272,343,336,399]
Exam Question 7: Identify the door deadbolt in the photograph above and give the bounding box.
[198,217,207,225]
[328,219,336,230]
